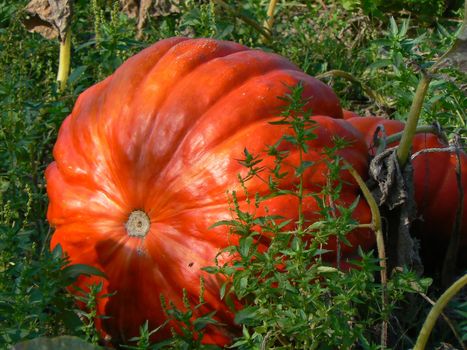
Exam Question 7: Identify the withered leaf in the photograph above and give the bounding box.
[120,0,182,19]
[368,148,422,272]
[137,0,153,39]
[120,0,182,39]
[152,0,181,18]
[22,0,72,42]
[120,0,139,18]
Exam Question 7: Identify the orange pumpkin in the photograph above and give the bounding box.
[46,38,373,345]
[346,114,467,249]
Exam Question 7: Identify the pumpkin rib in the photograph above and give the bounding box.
[111,37,190,81]
[143,68,297,186]
[97,38,192,134]
[153,69,338,186]
[133,38,250,127]
[55,80,110,179]
[132,64,340,191]
[150,87,348,206]
[46,164,129,227]
[140,68,310,172]
[413,152,451,213]
[61,40,249,210]
[102,46,254,199]
[144,123,308,209]
[414,154,450,212]
[57,79,141,211]
[142,116,369,218]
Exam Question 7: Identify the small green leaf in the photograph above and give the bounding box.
[234,306,259,325]
[209,220,238,229]
[295,160,315,176]
[239,236,254,257]
[219,281,227,300]
[63,264,107,280]
[390,17,398,37]
[68,66,87,84]
[193,311,219,331]
[202,266,218,274]
[51,243,63,259]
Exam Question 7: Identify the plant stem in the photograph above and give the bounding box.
[213,0,271,40]
[415,289,466,350]
[413,273,467,350]
[57,27,71,93]
[397,0,466,165]
[297,148,304,234]
[396,74,431,167]
[262,0,278,42]
[383,124,446,146]
[345,164,386,283]
[316,69,386,106]
[345,161,388,348]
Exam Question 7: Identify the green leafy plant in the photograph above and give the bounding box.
[339,0,457,20]
[206,84,431,349]
[121,279,223,350]
[73,282,111,345]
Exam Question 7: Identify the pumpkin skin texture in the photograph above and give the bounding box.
[46,38,373,346]
[342,109,361,120]
[346,115,467,250]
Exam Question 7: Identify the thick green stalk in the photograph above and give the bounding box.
[384,125,445,146]
[57,28,71,92]
[396,74,431,167]
[414,274,467,350]
[397,0,466,166]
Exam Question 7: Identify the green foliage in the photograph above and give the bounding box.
[73,0,144,87]
[457,299,467,342]
[339,0,459,19]
[268,3,465,137]
[73,282,111,345]
[0,0,465,349]
[154,286,223,350]
[0,12,74,336]
[121,280,222,350]
[206,84,431,349]
[0,1,135,346]
[362,16,466,135]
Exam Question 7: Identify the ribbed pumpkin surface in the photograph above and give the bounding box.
[46,38,373,345]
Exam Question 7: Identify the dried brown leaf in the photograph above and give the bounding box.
[152,0,181,17]
[368,148,423,272]
[22,0,72,42]
[137,0,153,39]
[120,0,139,18]
[120,0,183,39]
